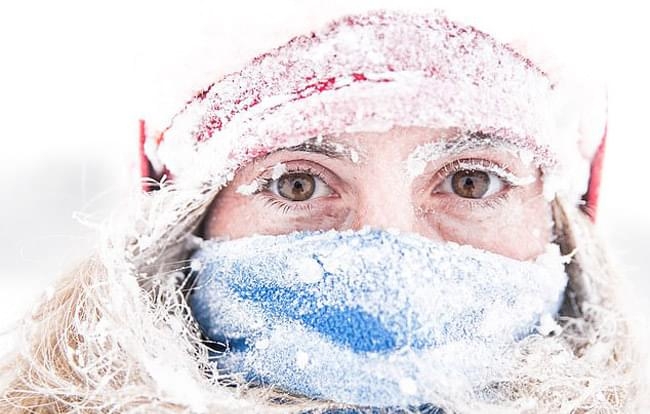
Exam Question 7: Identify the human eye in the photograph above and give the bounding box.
[250,161,340,215]
[267,169,332,201]
[433,159,531,200]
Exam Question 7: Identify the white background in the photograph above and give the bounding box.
[0,1,648,344]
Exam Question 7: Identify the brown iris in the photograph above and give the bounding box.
[277,173,316,201]
[451,170,490,199]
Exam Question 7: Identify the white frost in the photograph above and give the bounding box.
[190,259,203,272]
[399,377,418,395]
[255,337,270,350]
[537,313,562,336]
[295,351,310,369]
[291,256,323,284]
[406,139,537,186]
[350,148,360,163]
[271,162,287,179]
[44,285,55,301]
[236,180,260,196]
[192,230,569,406]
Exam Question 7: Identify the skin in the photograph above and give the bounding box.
[203,126,552,261]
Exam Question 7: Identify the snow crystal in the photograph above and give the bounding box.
[517,147,536,167]
[190,259,203,272]
[537,312,562,336]
[255,337,270,350]
[290,256,323,284]
[399,377,418,396]
[141,354,209,413]
[43,285,55,301]
[184,234,205,250]
[350,148,360,163]
[235,180,259,196]
[542,172,560,202]
[295,351,310,369]
[271,162,287,180]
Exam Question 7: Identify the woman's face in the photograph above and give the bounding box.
[203,126,551,261]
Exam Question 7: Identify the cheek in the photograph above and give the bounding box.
[427,188,552,261]
[203,190,354,240]
[203,192,263,239]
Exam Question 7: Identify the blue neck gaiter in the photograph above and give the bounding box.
[189,229,567,408]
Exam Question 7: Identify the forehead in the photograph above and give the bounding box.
[335,127,461,149]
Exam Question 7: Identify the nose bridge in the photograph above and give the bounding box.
[352,173,418,233]
[357,198,414,232]
[348,139,434,236]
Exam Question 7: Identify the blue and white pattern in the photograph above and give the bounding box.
[189,229,567,407]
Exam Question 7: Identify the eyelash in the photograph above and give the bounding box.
[436,159,516,185]
[261,197,314,214]
[448,191,513,211]
[254,159,524,215]
[433,159,518,210]
[257,166,328,214]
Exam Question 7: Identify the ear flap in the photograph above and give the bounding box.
[139,119,166,192]
[581,126,607,222]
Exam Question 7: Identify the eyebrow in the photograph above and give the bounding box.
[405,130,548,178]
[277,136,358,161]
[438,131,518,152]
[420,131,544,158]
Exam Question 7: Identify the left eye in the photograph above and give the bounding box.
[269,172,332,201]
[437,169,506,199]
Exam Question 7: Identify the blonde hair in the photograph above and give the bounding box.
[0,187,646,413]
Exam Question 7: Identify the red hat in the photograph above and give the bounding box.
[140,10,606,219]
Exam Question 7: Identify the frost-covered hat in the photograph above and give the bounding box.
[140,9,606,217]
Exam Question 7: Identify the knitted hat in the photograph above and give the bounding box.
[139,9,606,218]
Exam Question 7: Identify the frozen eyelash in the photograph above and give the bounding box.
[270,162,287,179]
[234,164,286,197]
[261,194,315,215]
[240,165,328,206]
[262,197,294,214]
[262,165,326,188]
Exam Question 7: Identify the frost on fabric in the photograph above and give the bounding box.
[189,229,568,407]
[150,11,597,205]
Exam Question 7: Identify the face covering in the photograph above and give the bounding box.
[189,229,567,407]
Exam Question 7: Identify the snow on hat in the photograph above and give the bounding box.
[139,8,606,217]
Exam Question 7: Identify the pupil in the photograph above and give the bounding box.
[292,181,304,195]
[277,173,315,201]
[451,170,489,199]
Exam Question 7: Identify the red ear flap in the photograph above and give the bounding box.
[581,126,607,222]
[139,119,165,192]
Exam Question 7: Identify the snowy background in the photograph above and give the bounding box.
[0,0,648,352]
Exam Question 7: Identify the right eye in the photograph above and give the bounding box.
[270,172,332,202]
